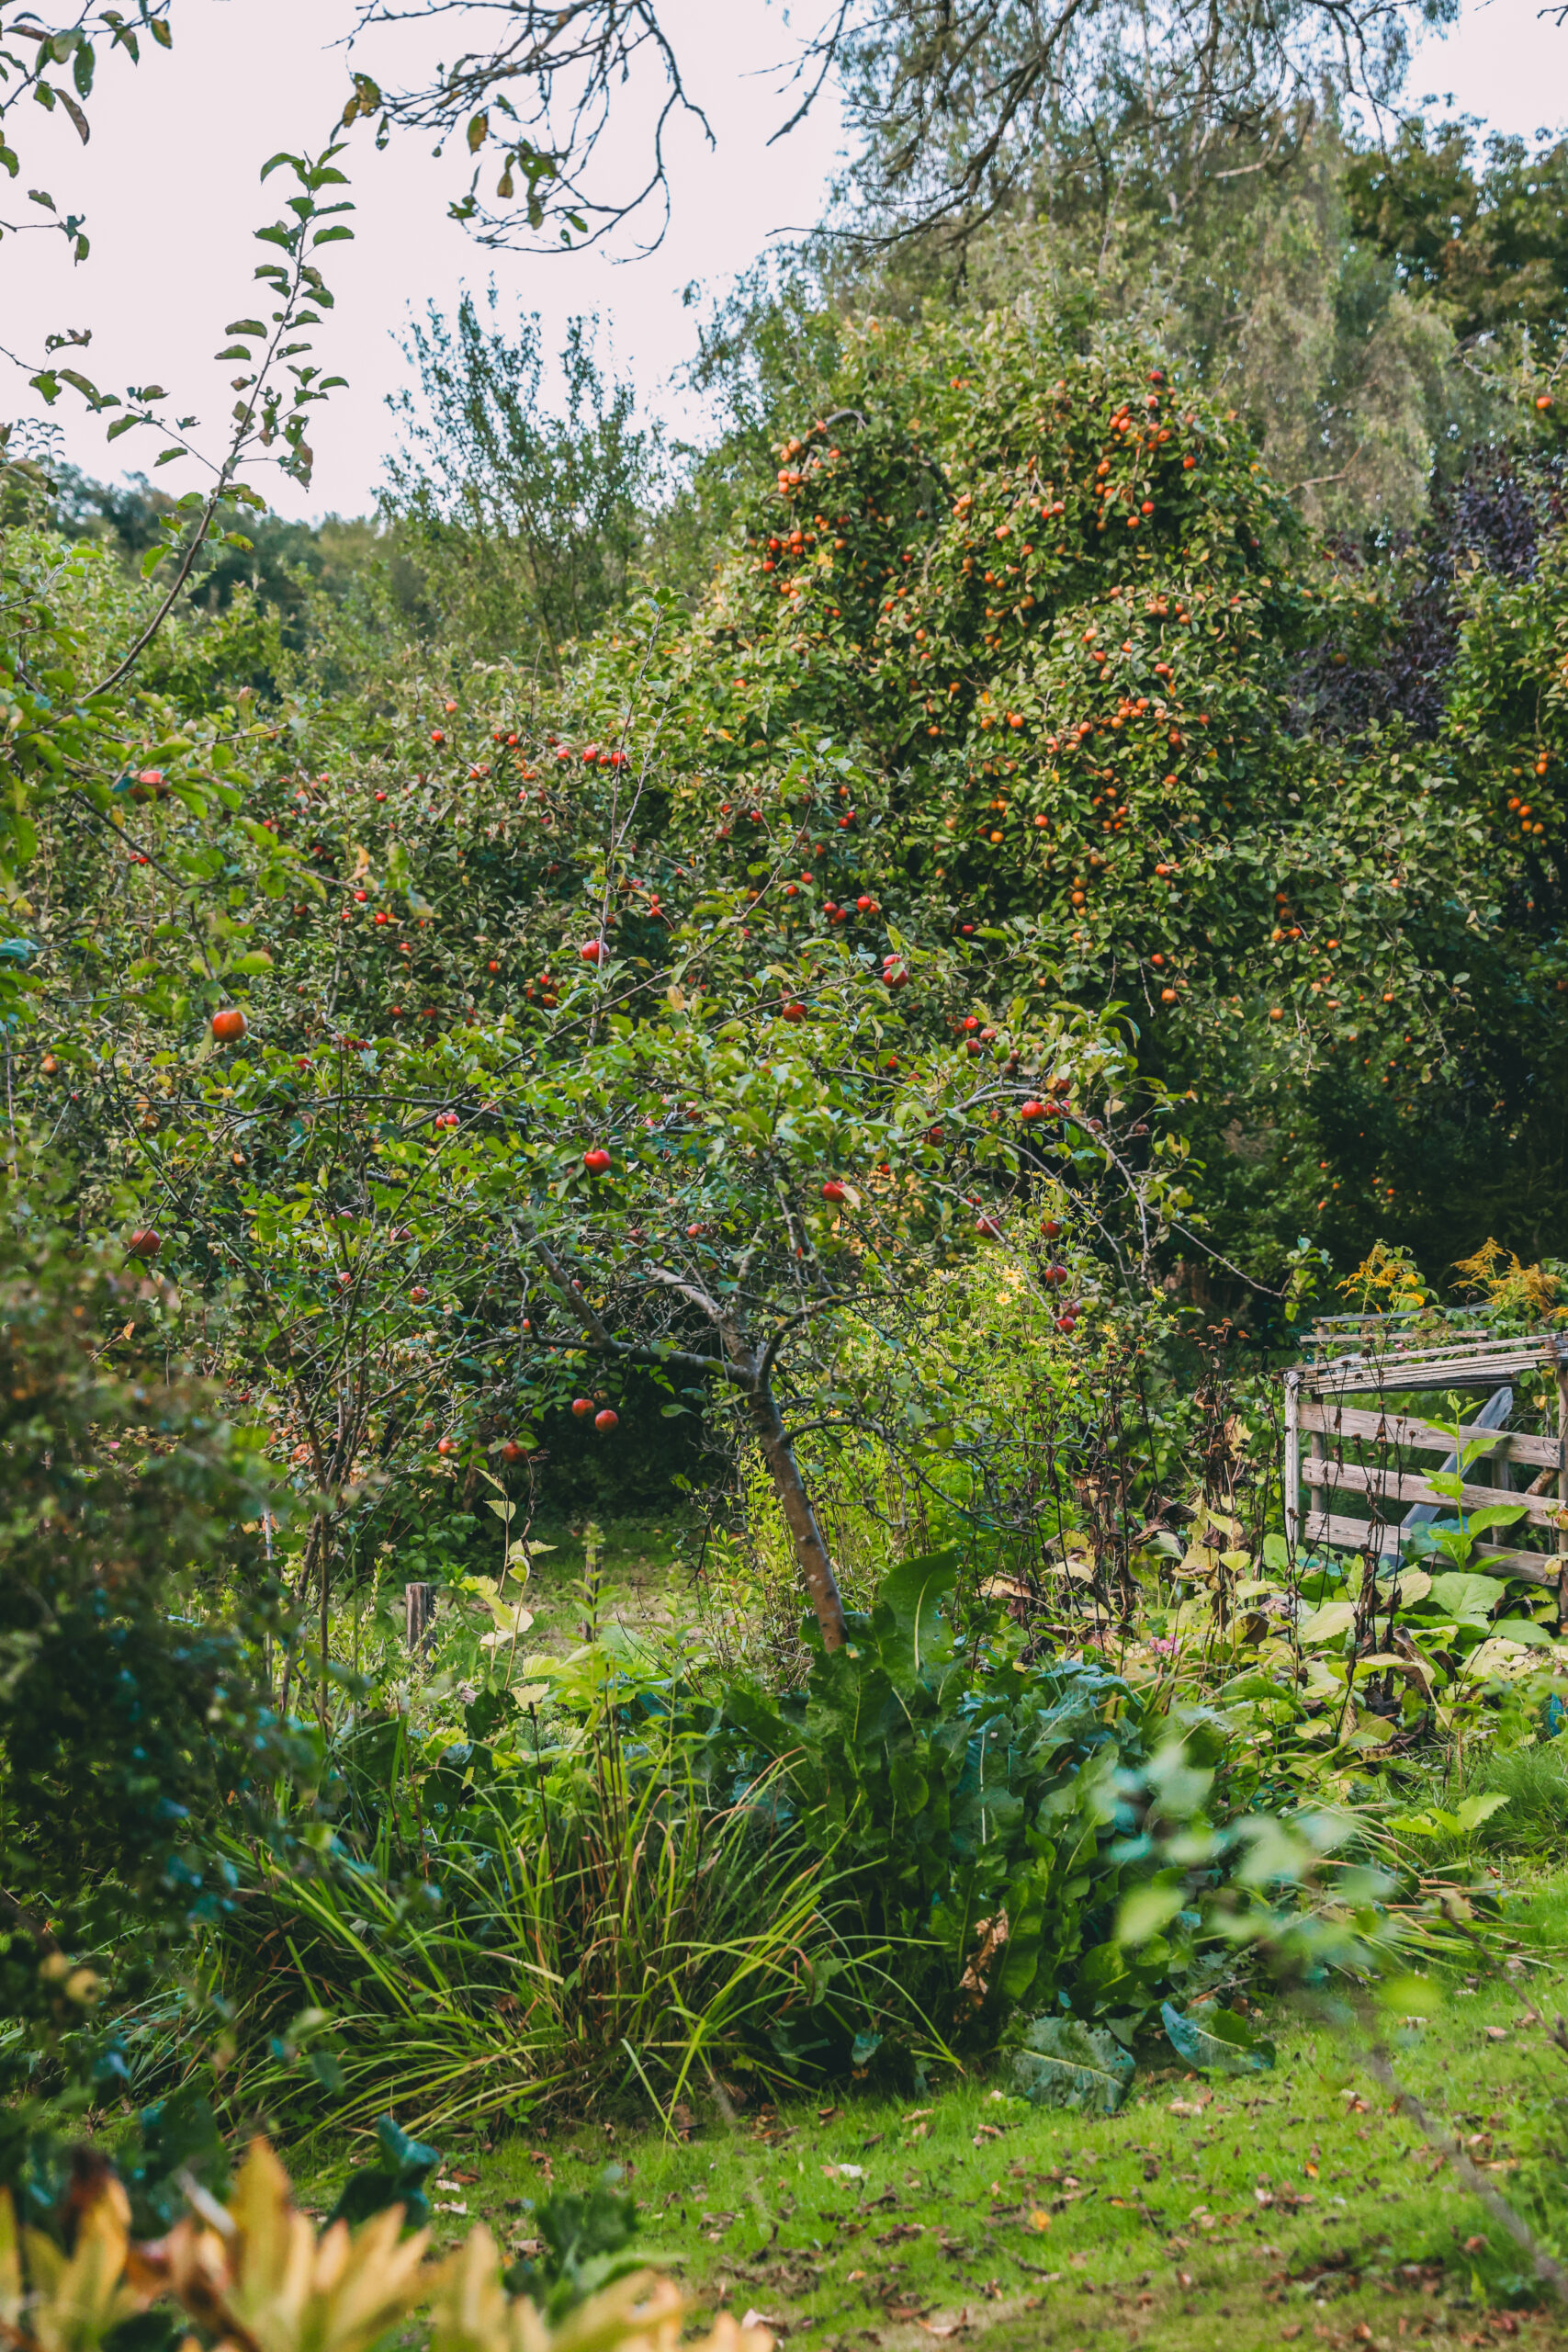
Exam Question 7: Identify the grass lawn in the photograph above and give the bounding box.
[301,1876,1568,2350]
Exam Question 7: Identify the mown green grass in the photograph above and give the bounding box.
[301,1873,1568,2349]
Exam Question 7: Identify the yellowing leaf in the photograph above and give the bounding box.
[1297,1601,1356,1645]
[23,2178,143,2352]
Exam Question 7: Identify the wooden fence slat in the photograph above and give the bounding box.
[1303,1510,1559,1586]
[1303,1455,1564,1530]
[1308,1341,1568,1396]
[1298,1399,1563,1470]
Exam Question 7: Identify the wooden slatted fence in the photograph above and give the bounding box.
[1283,1318,1568,1600]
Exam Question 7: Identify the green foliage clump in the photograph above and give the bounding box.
[0,1208,298,2072]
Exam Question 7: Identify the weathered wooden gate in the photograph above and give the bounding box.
[1283,1316,1568,1601]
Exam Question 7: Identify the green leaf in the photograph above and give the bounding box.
[468,110,491,153]
[326,2114,441,2232]
[1116,1881,1185,1946]
[1488,1618,1559,1648]
[1161,2001,1275,2075]
[311,224,355,246]
[1425,1572,1498,1623]
[1461,1503,1528,1537]
[1011,2018,1134,2114]
[1296,1600,1355,1645]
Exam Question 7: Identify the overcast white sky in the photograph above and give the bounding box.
[1,0,1562,522]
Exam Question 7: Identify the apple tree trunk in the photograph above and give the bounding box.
[748,1378,848,1650]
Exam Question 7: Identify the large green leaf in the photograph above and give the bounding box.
[1426,1572,1499,1623]
[870,1546,959,1677]
[1161,2001,1275,2075]
[1010,2017,1135,2114]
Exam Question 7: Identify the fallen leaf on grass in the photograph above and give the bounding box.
[741,2313,788,2335]
[1028,2210,1052,2233]
[916,2317,970,2338]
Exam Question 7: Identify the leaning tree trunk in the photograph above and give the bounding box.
[748,1376,848,1651]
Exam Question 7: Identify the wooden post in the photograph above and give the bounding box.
[405,1581,435,1653]
[1283,1368,1302,1554]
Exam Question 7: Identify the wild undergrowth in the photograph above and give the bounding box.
[284,1871,1568,2349]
